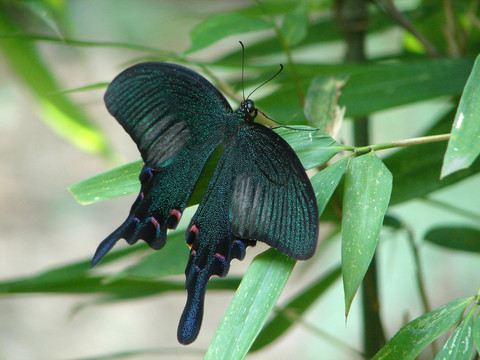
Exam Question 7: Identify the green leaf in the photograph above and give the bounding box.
[424,226,480,253]
[185,13,273,55]
[342,152,392,316]
[0,7,112,157]
[473,308,480,354]
[0,241,240,298]
[280,0,308,46]
[274,126,351,170]
[68,160,143,205]
[109,230,187,281]
[311,156,349,216]
[442,55,480,178]
[385,109,480,205]
[435,306,476,360]
[373,297,474,360]
[259,58,474,121]
[250,266,341,352]
[304,75,346,134]
[205,249,296,360]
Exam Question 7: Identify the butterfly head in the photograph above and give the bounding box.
[238,99,258,122]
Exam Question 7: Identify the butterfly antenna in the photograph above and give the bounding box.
[239,41,246,100]
[246,64,283,100]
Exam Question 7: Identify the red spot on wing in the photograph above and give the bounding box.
[190,224,199,236]
[149,216,160,230]
[214,253,225,261]
[170,209,182,221]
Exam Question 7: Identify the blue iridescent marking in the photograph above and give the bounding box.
[149,216,161,237]
[132,217,140,223]
[142,166,153,182]
[232,240,245,251]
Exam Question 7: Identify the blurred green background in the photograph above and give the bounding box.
[1,0,480,359]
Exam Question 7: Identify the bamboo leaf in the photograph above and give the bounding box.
[205,249,295,360]
[311,156,349,216]
[435,306,476,360]
[185,13,273,55]
[280,0,308,46]
[250,266,341,352]
[304,75,346,135]
[424,226,480,253]
[342,152,392,316]
[373,297,474,360]
[442,54,480,178]
[68,161,143,205]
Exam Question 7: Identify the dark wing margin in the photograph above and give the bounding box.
[230,123,319,260]
[104,62,232,169]
[91,62,232,267]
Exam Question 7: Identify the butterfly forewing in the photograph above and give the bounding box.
[104,62,232,169]
[230,123,319,260]
[92,61,319,345]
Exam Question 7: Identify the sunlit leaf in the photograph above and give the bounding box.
[435,306,475,360]
[442,54,480,178]
[304,75,346,135]
[0,7,112,157]
[373,297,474,360]
[274,126,351,169]
[68,160,143,205]
[250,266,341,352]
[311,156,349,216]
[342,152,392,316]
[205,249,295,360]
[473,309,480,354]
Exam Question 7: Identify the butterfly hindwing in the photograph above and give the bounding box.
[177,121,318,344]
[230,123,319,260]
[92,61,319,345]
[91,63,233,266]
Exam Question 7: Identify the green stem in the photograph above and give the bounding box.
[403,224,431,314]
[354,133,451,155]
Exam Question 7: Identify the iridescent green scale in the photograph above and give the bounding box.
[91,62,319,345]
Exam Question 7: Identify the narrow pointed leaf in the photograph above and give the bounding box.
[473,309,480,354]
[373,297,473,360]
[311,156,349,216]
[250,266,341,352]
[435,306,476,360]
[274,126,351,169]
[442,55,480,178]
[0,7,111,157]
[185,13,273,55]
[108,231,187,281]
[424,226,480,253]
[205,249,295,360]
[280,0,308,46]
[68,160,143,205]
[342,152,392,316]
[304,75,346,134]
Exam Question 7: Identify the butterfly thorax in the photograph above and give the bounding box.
[237,99,257,122]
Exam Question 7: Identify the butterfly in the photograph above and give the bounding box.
[90,61,319,344]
